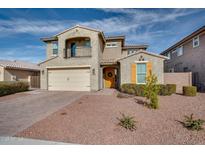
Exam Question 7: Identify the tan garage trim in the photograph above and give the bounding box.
[48,68,91,91]
[46,65,91,69]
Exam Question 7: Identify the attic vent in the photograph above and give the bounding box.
[139,55,145,61]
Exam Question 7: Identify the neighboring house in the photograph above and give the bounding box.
[160,25,205,90]
[0,60,40,83]
[40,25,167,91]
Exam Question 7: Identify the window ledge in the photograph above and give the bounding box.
[69,56,92,58]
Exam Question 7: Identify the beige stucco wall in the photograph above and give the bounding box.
[164,31,205,85]
[4,68,38,82]
[0,66,4,81]
[40,27,104,91]
[122,49,144,57]
[102,40,122,60]
[46,42,54,60]
[119,52,165,85]
[164,72,192,93]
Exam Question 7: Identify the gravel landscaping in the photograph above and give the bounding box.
[15,93,205,144]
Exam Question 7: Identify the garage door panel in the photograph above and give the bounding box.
[48,68,91,91]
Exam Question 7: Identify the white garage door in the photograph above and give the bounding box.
[48,68,91,91]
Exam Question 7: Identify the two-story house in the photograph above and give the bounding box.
[39,25,167,91]
[160,25,205,91]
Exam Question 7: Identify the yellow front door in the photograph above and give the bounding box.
[104,68,115,88]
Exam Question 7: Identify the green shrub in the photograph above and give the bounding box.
[120,84,145,97]
[157,84,176,96]
[144,73,160,109]
[117,113,136,131]
[182,114,204,131]
[167,84,176,94]
[121,83,176,97]
[157,84,170,96]
[135,85,145,97]
[0,81,29,97]
[183,86,197,96]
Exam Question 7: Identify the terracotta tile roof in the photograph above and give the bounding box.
[123,44,148,49]
[0,60,40,71]
[105,35,125,40]
[100,59,117,65]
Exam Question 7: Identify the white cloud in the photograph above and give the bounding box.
[0,45,45,63]
[0,18,77,36]
[0,9,201,37]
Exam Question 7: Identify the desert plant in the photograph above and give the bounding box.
[117,113,136,131]
[182,114,205,131]
[135,84,145,97]
[144,73,160,109]
[183,86,197,96]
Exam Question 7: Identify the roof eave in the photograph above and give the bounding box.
[40,37,58,42]
[118,50,168,62]
[123,45,149,50]
[161,25,205,55]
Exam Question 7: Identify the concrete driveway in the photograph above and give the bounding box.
[0,90,87,136]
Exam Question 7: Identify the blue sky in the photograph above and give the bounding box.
[0,8,205,63]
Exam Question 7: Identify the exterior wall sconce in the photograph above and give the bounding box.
[92,68,95,75]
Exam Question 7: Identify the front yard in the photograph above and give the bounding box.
[15,92,205,144]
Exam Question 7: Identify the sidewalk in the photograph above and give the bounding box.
[0,137,70,145]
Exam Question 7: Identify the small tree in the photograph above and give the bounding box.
[144,73,159,109]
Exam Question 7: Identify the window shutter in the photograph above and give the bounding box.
[131,63,136,84]
[147,62,152,77]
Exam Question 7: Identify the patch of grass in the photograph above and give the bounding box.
[182,114,204,131]
[117,113,136,131]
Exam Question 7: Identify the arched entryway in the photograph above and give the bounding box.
[103,67,116,88]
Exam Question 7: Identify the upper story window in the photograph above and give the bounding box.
[177,46,183,56]
[171,46,183,58]
[105,42,117,48]
[52,41,58,56]
[167,52,171,59]
[84,40,91,47]
[128,50,136,55]
[193,36,200,48]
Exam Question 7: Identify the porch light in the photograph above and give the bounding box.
[92,68,95,75]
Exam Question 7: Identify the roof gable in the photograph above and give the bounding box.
[55,25,106,42]
[118,50,168,62]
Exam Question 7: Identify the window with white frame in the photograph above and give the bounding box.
[136,63,147,84]
[52,41,58,55]
[105,42,117,48]
[177,46,183,56]
[167,52,171,59]
[128,50,136,55]
[193,36,199,48]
